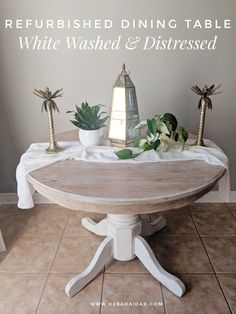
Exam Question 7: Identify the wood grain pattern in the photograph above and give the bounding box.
[27,130,226,214]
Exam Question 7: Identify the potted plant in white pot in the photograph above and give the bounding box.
[67,102,109,146]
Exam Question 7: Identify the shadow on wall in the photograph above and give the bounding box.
[0,98,18,192]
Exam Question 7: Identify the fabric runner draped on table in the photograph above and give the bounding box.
[16,138,230,209]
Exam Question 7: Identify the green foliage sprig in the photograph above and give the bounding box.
[115,113,188,160]
[67,102,109,130]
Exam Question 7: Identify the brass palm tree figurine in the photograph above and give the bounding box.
[191,84,222,146]
[34,87,63,153]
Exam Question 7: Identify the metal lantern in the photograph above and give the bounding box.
[108,64,140,147]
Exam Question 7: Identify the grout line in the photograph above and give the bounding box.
[215,274,234,314]
[189,208,216,272]
[99,267,105,314]
[189,208,232,313]
[2,209,33,255]
[200,235,236,238]
[35,210,70,313]
[224,203,231,210]
[225,203,236,221]
[152,234,167,314]
[99,271,222,275]
[222,203,229,210]
[160,284,167,314]
[0,271,229,275]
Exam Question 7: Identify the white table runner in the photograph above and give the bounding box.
[16,138,230,209]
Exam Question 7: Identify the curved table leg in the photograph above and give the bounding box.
[81,217,107,236]
[141,215,167,236]
[65,213,185,298]
[0,230,6,253]
[65,236,113,297]
[134,235,185,297]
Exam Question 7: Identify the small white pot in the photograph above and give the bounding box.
[79,129,103,146]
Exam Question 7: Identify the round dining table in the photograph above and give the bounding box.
[26,130,225,298]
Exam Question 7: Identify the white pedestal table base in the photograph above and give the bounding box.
[65,214,185,298]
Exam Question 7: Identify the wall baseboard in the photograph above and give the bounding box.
[0,191,236,206]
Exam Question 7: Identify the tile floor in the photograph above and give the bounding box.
[0,203,235,314]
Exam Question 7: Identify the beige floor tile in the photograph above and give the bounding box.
[64,211,106,236]
[0,207,31,238]
[0,235,17,252]
[21,204,70,237]
[0,204,33,212]
[151,209,198,236]
[37,273,102,314]
[217,274,236,313]
[226,203,236,219]
[231,211,236,219]
[102,273,164,314]
[0,273,47,314]
[0,251,7,263]
[163,274,230,314]
[189,203,227,211]
[203,237,236,273]
[191,209,236,236]
[226,203,236,211]
[0,237,60,273]
[106,257,148,274]
[155,237,213,273]
[52,236,103,273]
[0,235,11,256]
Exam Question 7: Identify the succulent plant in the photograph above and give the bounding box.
[33,87,63,113]
[116,113,188,159]
[67,102,109,130]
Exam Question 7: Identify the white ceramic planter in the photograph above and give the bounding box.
[79,129,103,146]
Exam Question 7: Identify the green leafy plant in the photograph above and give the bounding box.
[115,113,188,159]
[67,102,109,130]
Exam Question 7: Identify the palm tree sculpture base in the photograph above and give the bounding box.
[46,142,63,154]
[195,138,205,147]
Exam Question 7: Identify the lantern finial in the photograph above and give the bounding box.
[122,63,126,71]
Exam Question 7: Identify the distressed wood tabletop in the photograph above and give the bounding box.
[27,130,225,214]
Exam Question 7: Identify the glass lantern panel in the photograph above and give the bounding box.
[111,87,126,112]
[108,118,126,141]
[110,112,126,120]
[126,88,139,113]
[127,118,140,140]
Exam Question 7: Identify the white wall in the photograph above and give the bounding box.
[0,0,235,192]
